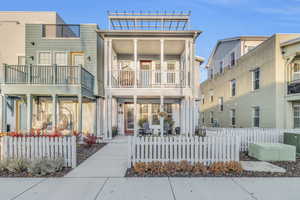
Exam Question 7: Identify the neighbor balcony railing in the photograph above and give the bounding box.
[111,69,185,88]
[3,64,94,92]
[42,24,80,38]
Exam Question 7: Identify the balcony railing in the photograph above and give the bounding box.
[42,24,80,38]
[111,70,185,88]
[4,65,94,92]
[288,80,300,94]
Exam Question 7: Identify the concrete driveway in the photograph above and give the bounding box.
[1,177,300,200]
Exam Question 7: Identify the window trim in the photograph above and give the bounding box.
[53,51,68,66]
[252,68,260,91]
[252,106,260,127]
[37,51,52,66]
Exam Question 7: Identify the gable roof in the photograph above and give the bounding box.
[206,36,269,68]
[281,37,300,47]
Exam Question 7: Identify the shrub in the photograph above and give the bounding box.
[133,162,147,176]
[28,157,64,176]
[176,161,193,173]
[6,158,29,173]
[0,160,8,172]
[192,162,208,175]
[83,134,97,147]
[225,161,243,173]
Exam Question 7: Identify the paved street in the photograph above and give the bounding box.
[1,177,300,200]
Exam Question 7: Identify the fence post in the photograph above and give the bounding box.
[71,136,77,168]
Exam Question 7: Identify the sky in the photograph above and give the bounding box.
[2,0,300,81]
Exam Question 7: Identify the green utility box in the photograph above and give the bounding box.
[249,143,296,161]
[284,132,300,157]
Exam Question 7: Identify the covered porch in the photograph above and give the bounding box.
[103,95,200,139]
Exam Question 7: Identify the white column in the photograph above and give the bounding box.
[77,95,83,134]
[0,95,7,132]
[103,97,108,139]
[181,98,185,135]
[52,94,57,131]
[94,99,98,136]
[189,40,194,89]
[133,95,137,136]
[104,39,108,88]
[160,39,164,85]
[160,95,164,136]
[185,96,189,136]
[185,40,189,88]
[108,94,113,139]
[108,39,112,89]
[134,39,138,88]
[26,94,32,132]
[189,97,194,136]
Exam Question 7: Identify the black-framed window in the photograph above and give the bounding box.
[230,52,235,66]
[230,79,236,97]
[253,107,260,127]
[219,61,223,74]
[253,68,260,90]
[219,97,224,111]
[210,111,214,124]
[231,109,236,126]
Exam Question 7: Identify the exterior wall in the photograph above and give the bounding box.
[25,24,104,96]
[0,12,61,66]
[201,34,300,128]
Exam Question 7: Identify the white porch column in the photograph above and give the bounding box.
[108,94,113,139]
[0,95,7,132]
[185,96,189,136]
[77,95,83,134]
[160,39,164,85]
[190,97,194,136]
[133,95,137,136]
[108,39,112,88]
[94,99,99,136]
[160,95,164,136]
[103,97,108,139]
[104,39,108,88]
[185,40,189,88]
[52,94,57,131]
[26,94,32,132]
[134,39,138,88]
[181,98,185,135]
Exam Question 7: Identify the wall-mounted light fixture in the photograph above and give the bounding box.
[30,42,35,46]
[30,56,34,61]
[87,56,91,62]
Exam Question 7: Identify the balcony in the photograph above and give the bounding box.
[3,65,94,94]
[111,69,185,88]
[288,80,300,95]
[42,24,80,38]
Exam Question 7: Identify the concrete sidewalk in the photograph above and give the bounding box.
[65,136,128,178]
[1,177,300,200]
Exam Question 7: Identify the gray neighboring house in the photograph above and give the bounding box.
[0,13,104,136]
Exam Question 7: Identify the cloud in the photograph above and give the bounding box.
[255,6,300,15]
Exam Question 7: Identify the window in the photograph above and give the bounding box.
[219,97,224,111]
[202,95,205,104]
[38,52,51,65]
[18,56,26,65]
[230,109,236,126]
[230,52,235,66]
[219,61,223,74]
[164,104,173,119]
[253,107,260,127]
[230,79,237,97]
[252,68,260,90]
[152,104,160,125]
[210,69,214,79]
[294,105,300,128]
[54,52,67,66]
[210,111,214,124]
[202,113,205,124]
[209,90,214,102]
[293,64,300,81]
[140,104,149,121]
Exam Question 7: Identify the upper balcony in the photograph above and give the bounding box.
[1,64,94,97]
[42,24,80,38]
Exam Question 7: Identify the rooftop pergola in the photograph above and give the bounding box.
[107,10,191,31]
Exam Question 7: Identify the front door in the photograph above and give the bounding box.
[124,103,134,135]
[139,60,152,87]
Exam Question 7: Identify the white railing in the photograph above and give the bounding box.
[0,136,76,168]
[128,135,240,167]
[111,70,185,88]
[205,128,288,152]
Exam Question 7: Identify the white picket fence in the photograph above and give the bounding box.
[128,136,240,167]
[0,136,77,168]
[205,128,287,152]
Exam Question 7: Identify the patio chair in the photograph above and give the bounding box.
[175,127,180,135]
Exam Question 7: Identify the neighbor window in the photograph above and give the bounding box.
[230,79,237,97]
[219,97,224,111]
[18,56,26,65]
[252,68,260,90]
[253,107,260,127]
[293,64,300,81]
[152,104,160,125]
[210,69,214,79]
[202,95,205,104]
[209,90,214,102]
[294,105,300,128]
[230,109,236,126]
[202,113,205,124]
[38,52,51,65]
[219,61,223,74]
[230,52,235,66]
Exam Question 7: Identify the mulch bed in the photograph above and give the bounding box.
[126,152,300,177]
[0,143,106,178]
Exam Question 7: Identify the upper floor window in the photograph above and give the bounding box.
[219,61,223,74]
[252,68,260,90]
[230,79,237,97]
[219,97,224,111]
[253,107,260,127]
[38,52,51,65]
[293,64,300,81]
[209,90,214,102]
[230,52,235,66]
[202,95,205,104]
[42,24,80,38]
[230,109,236,126]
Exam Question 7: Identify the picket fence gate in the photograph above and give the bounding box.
[205,128,285,152]
[0,136,77,168]
[128,136,240,167]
